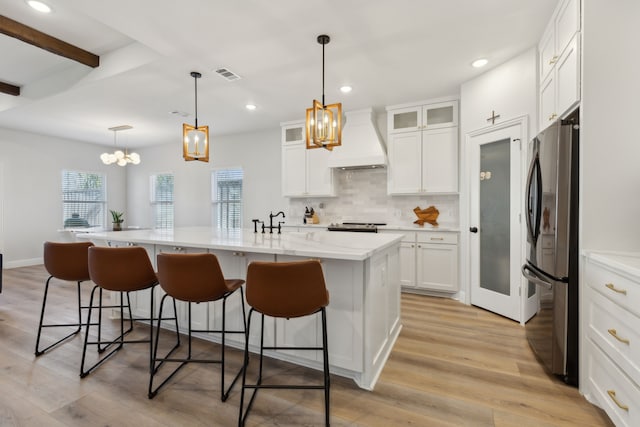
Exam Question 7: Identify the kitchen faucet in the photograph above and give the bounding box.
[267,211,285,234]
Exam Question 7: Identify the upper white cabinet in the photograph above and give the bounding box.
[281,121,335,197]
[538,0,581,130]
[386,100,458,195]
[388,101,458,134]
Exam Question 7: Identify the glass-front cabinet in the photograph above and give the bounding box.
[387,100,458,134]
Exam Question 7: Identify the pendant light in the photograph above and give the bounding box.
[183,71,209,162]
[100,125,140,166]
[305,34,342,151]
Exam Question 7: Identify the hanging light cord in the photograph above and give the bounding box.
[321,39,325,107]
[193,74,199,128]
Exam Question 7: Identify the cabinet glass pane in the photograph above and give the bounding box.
[285,127,303,142]
[393,111,418,130]
[426,106,453,126]
[480,138,511,296]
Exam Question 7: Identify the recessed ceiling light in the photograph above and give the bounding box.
[245,104,257,111]
[340,86,352,93]
[27,1,51,13]
[472,58,488,68]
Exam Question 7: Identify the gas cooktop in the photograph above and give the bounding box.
[327,222,386,232]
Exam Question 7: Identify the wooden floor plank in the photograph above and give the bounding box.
[0,265,612,426]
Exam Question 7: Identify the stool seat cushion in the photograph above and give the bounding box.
[88,246,157,292]
[44,241,93,282]
[246,260,329,318]
[157,253,245,303]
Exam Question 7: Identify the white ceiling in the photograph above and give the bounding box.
[0,0,557,149]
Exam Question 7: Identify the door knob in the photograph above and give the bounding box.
[469,227,478,233]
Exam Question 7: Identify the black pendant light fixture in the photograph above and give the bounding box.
[305,34,342,150]
[183,71,209,162]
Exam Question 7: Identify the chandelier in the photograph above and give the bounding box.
[305,34,342,150]
[100,125,140,166]
[183,71,209,162]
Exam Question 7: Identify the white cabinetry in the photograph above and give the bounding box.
[539,0,580,130]
[281,121,335,197]
[382,229,459,293]
[583,252,640,426]
[416,232,458,292]
[386,100,458,195]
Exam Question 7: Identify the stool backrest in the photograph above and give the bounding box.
[88,246,157,292]
[246,260,329,318]
[43,241,93,281]
[156,253,229,302]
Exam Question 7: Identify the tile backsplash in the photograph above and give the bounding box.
[286,168,459,227]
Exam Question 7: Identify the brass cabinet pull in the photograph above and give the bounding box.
[232,251,245,257]
[172,246,184,252]
[607,390,629,411]
[549,55,559,65]
[548,113,558,121]
[605,283,627,295]
[430,237,444,241]
[607,329,630,345]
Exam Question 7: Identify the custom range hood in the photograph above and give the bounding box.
[327,108,387,169]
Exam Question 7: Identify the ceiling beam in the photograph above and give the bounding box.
[0,81,20,96]
[0,15,99,68]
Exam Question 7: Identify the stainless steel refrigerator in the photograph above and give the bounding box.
[521,112,579,386]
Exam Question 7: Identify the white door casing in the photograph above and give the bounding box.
[468,116,534,323]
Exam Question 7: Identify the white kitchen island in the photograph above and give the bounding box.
[79,227,403,390]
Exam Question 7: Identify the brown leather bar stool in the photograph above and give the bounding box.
[239,259,330,427]
[35,241,95,356]
[149,252,247,401]
[80,246,171,378]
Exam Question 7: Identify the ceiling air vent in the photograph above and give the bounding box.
[214,67,241,82]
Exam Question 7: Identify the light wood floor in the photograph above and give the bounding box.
[0,265,612,426]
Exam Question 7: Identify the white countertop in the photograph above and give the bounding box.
[585,250,640,278]
[79,227,404,261]
[282,223,459,232]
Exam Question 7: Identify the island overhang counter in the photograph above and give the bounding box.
[78,227,403,390]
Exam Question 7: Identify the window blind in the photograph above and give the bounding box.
[62,170,106,228]
[150,174,174,229]
[212,169,243,229]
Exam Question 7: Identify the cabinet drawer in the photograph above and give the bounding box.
[587,287,640,386]
[586,260,640,318]
[587,340,640,427]
[416,232,458,245]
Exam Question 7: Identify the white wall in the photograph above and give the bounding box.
[581,0,640,251]
[126,127,286,228]
[459,48,538,302]
[0,127,127,266]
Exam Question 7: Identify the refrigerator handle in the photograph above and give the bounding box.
[521,264,553,290]
[525,152,542,243]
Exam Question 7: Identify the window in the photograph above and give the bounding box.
[62,170,106,228]
[150,174,174,229]
[212,168,243,229]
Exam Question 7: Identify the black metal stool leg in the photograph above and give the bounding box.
[35,277,83,356]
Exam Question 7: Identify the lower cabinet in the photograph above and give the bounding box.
[583,252,640,426]
[382,229,459,293]
[416,232,458,292]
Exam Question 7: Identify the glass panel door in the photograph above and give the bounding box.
[479,138,511,296]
